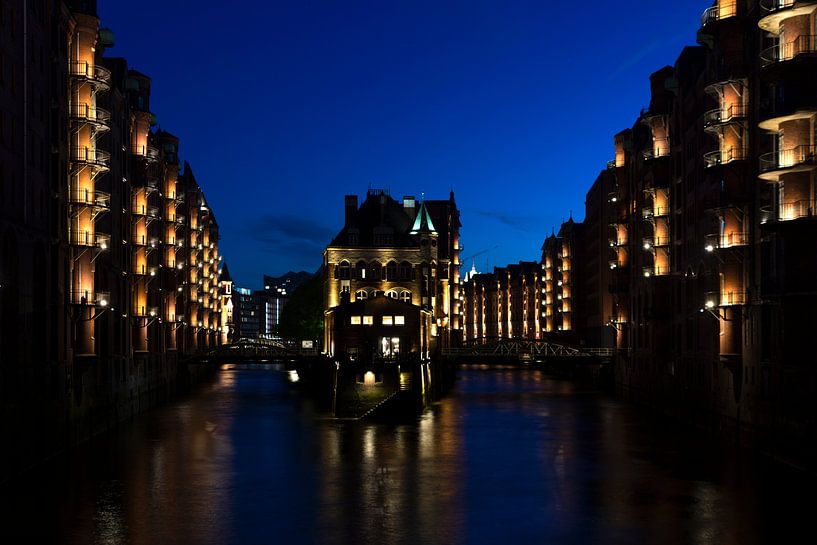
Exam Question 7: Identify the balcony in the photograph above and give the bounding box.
[132,233,148,246]
[70,230,110,249]
[69,188,110,210]
[132,144,160,163]
[761,35,817,68]
[759,1,817,33]
[71,146,110,172]
[701,3,738,28]
[704,232,749,251]
[705,290,746,307]
[69,61,111,91]
[70,103,111,132]
[704,103,747,130]
[759,144,817,180]
[777,199,817,221]
[642,138,671,161]
[704,146,748,168]
[642,265,670,277]
[70,289,111,307]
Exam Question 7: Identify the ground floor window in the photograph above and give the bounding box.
[380,336,400,357]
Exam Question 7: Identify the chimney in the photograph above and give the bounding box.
[403,195,416,220]
[344,195,358,226]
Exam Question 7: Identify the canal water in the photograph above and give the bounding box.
[1,364,813,544]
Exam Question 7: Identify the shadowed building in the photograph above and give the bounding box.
[0,0,228,478]
[323,189,461,359]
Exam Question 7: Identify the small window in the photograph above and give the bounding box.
[394,315,405,325]
[350,316,361,325]
[355,290,368,300]
[382,316,393,326]
[399,290,411,303]
[363,316,374,325]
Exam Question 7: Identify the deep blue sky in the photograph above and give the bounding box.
[99,0,706,288]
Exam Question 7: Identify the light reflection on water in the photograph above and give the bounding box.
[0,365,813,545]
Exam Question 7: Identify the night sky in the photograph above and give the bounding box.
[99,0,706,287]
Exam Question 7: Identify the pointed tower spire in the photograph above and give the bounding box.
[410,200,437,234]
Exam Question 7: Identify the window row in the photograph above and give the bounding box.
[335,260,435,280]
[349,315,406,326]
[355,289,411,303]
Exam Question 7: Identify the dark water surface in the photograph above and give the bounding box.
[2,365,812,544]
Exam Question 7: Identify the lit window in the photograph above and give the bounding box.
[382,316,393,326]
[350,316,361,325]
[363,316,374,325]
[394,315,405,325]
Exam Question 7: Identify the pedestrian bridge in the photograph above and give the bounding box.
[441,337,615,363]
[192,338,322,363]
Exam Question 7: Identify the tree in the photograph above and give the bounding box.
[278,272,323,341]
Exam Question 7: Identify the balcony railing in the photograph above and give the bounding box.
[642,138,671,160]
[759,145,817,173]
[132,144,160,162]
[69,188,110,209]
[70,289,111,306]
[70,230,110,249]
[761,35,817,67]
[71,146,110,170]
[778,199,817,221]
[760,0,796,12]
[69,61,112,89]
[701,3,738,27]
[706,290,746,307]
[132,233,149,246]
[705,232,748,251]
[704,146,748,168]
[703,103,747,128]
[70,103,111,130]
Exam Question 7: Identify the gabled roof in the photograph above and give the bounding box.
[218,261,232,282]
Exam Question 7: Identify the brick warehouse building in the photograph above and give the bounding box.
[462,0,817,467]
[323,189,461,359]
[0,0,229,478]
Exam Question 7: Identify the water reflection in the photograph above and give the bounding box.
[0,365,813,545]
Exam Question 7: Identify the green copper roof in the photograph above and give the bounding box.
[410,201,436,234]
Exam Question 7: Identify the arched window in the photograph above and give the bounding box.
[356,260,367,280]
[385,290,398,299]
[338,260,350,279]
[399,290,412,303]
[399,261,412,280]
[356,289,368,300]
[368,261,381,280]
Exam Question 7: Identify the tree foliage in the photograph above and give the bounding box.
[278,273,323,341]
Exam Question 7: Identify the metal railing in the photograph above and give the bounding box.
[70,103,111,128]
[132,144,160,162]
[706,290,746,307]
[760,0,796,13]
[705,231,748,249]
[69,289,110,306]
[69,61,111,87]
[642,138,671,160]
[69,188,110,209]
[71,146,110,169]
[701,3,737,26]
[704,103,747,127]
[778,199,817,221]
[704,146,748,168]
[70,230,110,249]
[761,35,817,67]
[759,144,817,172]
